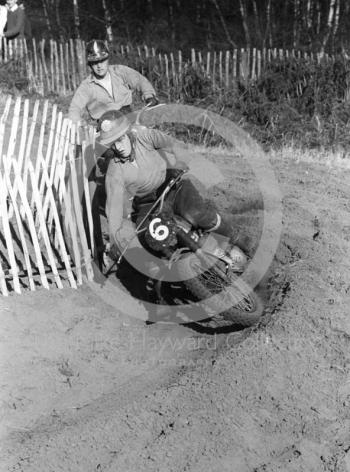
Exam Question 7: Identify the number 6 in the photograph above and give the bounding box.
[149,217,169,241]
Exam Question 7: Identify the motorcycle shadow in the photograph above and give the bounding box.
[114,248,250,334]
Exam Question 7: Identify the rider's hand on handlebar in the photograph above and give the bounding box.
[176,160,190,172]
[108,243,121,261]
[145,95,159,108]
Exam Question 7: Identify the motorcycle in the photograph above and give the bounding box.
[114,169,264,329]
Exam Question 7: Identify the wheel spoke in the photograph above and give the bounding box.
[190,258,256,313]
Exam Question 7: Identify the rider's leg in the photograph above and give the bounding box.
[173,178,251,255]
[173,178,232,235]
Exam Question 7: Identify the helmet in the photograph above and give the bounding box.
[97,112,130,146]
[86,40,109,63]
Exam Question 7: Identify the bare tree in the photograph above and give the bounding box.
[167,0,176,47]
[209,0,237,48]
[306,0,313,30]
[321,0,337,53]
[315,0,321,36]
[239,0,251,48]
[55,0,64,41]
[263,0,272,48]
[293,0,300,48]
[147,0,154,21]
[41,0,53,36]
[102,0,114,42]
[252,0,262,46]
[332,0,341,46]
[72,0,80,39]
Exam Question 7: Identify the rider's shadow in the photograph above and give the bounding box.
[114,247,196,321]
[115,247,160,304]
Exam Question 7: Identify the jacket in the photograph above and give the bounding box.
[4,5,26,39]
[68,65,156,123]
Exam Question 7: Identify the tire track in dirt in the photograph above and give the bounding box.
[2,153,350,471]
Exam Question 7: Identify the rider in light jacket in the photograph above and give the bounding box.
[68,40,158,124]
[96,110,245,263]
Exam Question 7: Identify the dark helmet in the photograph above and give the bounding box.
[86,40,109,63]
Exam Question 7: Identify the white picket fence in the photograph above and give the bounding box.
[0,95,95,295]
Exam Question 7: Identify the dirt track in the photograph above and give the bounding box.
[1,149,350,471]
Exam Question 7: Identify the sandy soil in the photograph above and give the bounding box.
[1,148,350,472]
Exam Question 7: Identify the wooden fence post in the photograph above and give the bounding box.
[191,48,195,66]
[68,125,93,281]
[12,159,50,289]
[219,50,223,86]
[32,38,38,77]
[70,39,77,90]
[164,54,170,97]
[0,96,12,163]
[17,98,29,174]
[233,49,237,80]
[257,49,261,79]
[59,42,66,95]
[6,96,21,161]
[178,50,182,80]
[3,161,35,291]
[252,48,256,80]
[212,51,216,88]
[225,50,229,87]
[0,171,21,293]
[39,40,48,94]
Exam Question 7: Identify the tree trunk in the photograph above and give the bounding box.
[196,0,201,24]
[72,0,80,39]
[167,0,176,48]
[293,0,300,48]
[147,0,154,21]
[252,0,262,46]
[102,0,114,42]
[239,0,251,48]
[332,0,340,47]
[306,0,313,30]
[42,0,52,37]
[282,0,289,49]
[263,0,272,49]
[321,0,336,54]
[55,0,64,41]
[315,0,321,36]
[209,0,237,48]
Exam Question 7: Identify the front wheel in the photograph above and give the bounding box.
[177,253,264,327]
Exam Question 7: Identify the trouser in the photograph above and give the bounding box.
[86,164,107,267]
[132,171,233,238]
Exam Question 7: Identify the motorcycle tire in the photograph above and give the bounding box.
[177,253,264,327]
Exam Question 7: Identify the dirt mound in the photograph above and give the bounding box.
[1,151,350,471]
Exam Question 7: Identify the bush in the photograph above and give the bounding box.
[233,56,350,148]
[150,55,350,151]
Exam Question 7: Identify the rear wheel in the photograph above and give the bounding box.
[177,253,263,327]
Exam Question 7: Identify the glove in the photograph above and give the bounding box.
[145,96,159,107]
[108,243,121,261]
[176,160,189,172]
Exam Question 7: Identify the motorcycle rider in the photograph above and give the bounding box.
[68,39,158,124]
[96,109,247,266]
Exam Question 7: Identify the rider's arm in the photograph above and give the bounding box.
[113,65,156,101]
[68,82,92,123]
[105,162,125,249]
[142,128,189,169]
